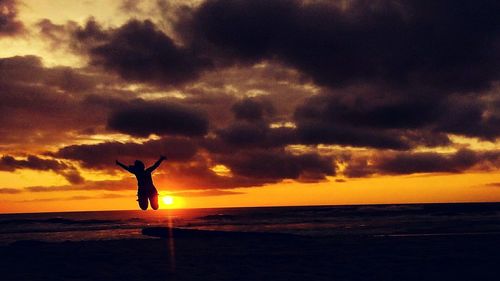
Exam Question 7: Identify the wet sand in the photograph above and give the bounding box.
[1,228,500,281]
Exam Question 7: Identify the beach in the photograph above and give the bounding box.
[2,228,500,281]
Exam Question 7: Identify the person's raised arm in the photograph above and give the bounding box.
[146,156,166,173]
[116,160,133,173]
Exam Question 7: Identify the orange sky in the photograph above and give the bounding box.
[0,0,499,214]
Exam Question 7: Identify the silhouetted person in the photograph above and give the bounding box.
[116,156,166,210]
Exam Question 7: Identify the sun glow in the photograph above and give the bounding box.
[162,195,174,206]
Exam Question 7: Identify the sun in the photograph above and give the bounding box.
[162,195,174,206]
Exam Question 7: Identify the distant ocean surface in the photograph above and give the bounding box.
[2,203,500,245]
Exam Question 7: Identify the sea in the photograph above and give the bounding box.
[1,203,500,245]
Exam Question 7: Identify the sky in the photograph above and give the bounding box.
[0,0,499,213]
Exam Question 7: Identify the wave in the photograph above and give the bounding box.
[0,218,118,226]
[196,214,237,220]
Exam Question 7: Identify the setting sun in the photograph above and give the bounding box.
[162,195,174,206]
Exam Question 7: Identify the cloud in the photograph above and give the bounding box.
[217,122,267,147]
[59,170,85,185]
[0,0,24,36]
[0,155,84,184]
[0,155,67,172]
[292,87,500,147]
[0,55,96,92]
[214,123,296,149]
[50,137,198,169]
[231,97,275,121]
[293,91,456,149]
[0,188,22,194]
[178,0,500,144]
[434,95,500,140]
[0,55,124,150]
[213,98,297,149]
[183,0,500,93]
[55,0,499,147]
[107,102,209,137]
[74,19,212,86]
[376,149,481,174]
[295,121,413,150]
[344,149,500,177]
[37,19,79,49]
[218,149,335,181]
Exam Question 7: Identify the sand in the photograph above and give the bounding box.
[1,228,500,281]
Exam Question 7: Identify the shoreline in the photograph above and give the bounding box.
[3,201,500,216]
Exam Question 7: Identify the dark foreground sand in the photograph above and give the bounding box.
[2,228,500,281]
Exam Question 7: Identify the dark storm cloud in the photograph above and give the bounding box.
[344,149,500,177]
[295,121,412,150]
[107,103,209,137]
[213,97,296,148]
[231,97,275,121]
[434,95,500,140]
[74,19,212,86]
[72,18,110,49]
[0,0,24,36]
[51,137,198,169]
[215,123,297,149]
[177,0,500,143]
[39,0,499,147]
[0,155,84,184]
[377,149,482,174]
[295,92,441,130]
[343,157,374,178]
[0,155,68,172]
[61,0,500,93]
[293,92,452,149]
[217,122,267,147]
[218,150,335,181]
[0,55,130,153]
[294,91,499,144]
[183,0,500,93]
[0,55,94,92]
[43,0,498,94]
[155,155,286,189]
[55,0,500,149]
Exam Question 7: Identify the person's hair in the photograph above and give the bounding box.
[134,160,145,170]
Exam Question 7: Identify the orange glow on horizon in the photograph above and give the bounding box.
[159,195,184,209]
[2,171,499,214]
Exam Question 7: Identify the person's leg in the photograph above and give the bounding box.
[149,194,159,210]
[138,196,148,210]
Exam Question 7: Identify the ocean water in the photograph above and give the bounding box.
[1,203,500,245]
